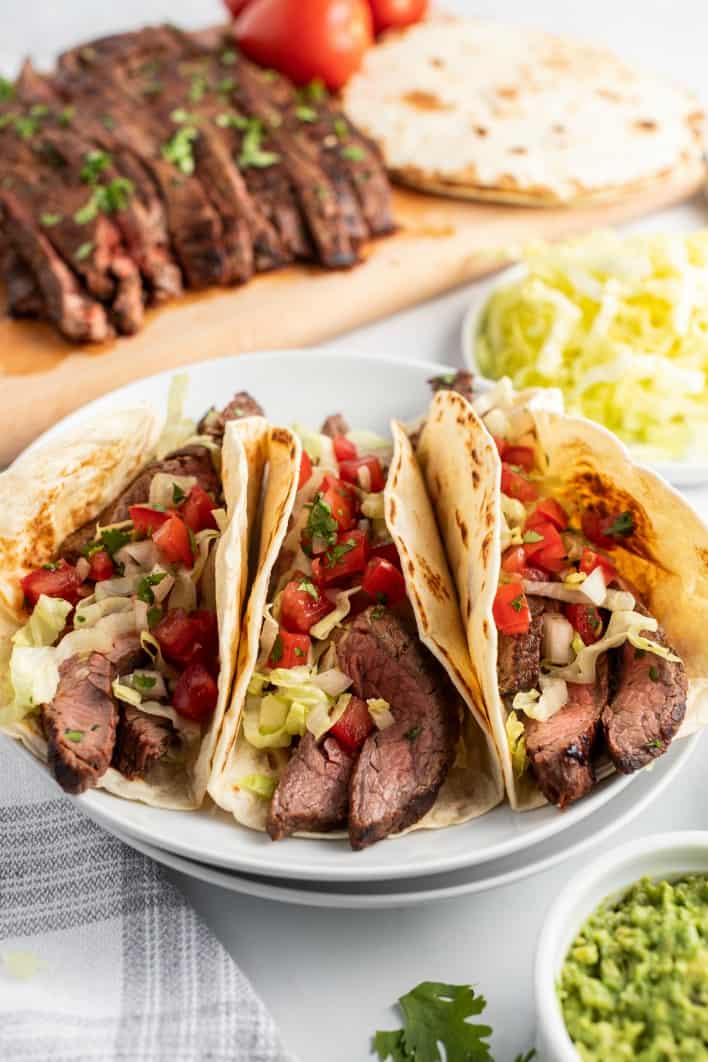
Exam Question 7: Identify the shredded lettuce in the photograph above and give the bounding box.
[476,230,708,460]
[291,423,335,467]
[237,773,277,799]
[309,586,360,640]
[1,596,72,725]
[156,374,196,458]
[547,610,680,684]
[244,665,348,748]
[367,697,394,730]
[505,710,528,779]
[12,595,71,650]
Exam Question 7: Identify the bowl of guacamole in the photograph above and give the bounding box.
[534,831,708,1061]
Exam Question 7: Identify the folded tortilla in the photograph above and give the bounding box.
[0,406,263,810]
[207,419,503,837]
[417,389,708,809]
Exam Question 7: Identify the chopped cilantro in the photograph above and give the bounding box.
[218,76,236,96]
[270,634,283,665]
[94,177,134,214]
[648,665,659,682]
[373,981,492,1061]
[302,78,326,102]
[172,483,187,505]
[606,511,635,538]
[187,527,197,558]
[648,738,663,749]
[64,730,84,743]
[40,212,62,227]
[189,72,209,102]
[238,118,280,169]
[404,726,421,742]
[42,562,60,571]
[510,594,524,613]
[80,150,111,185]
[220,48,237,66]
[137,571,167,605]
[315,184,328,201]
[13,114,42,140]
[215,110,248,130]
[162,125,199,175]
[333,117,348,139]
[634,648,646,659]
[0,76,14,101]
[73,198,98,224]
[147,605,162,629]
[100,113,115,130]
[294,646,305,658]
[133,674,157,692]
[295,105,317,123]
[29,103,48,118]
[341,144,365,162]
[74,241,94,262]
[326,538,355,568]
[304,494,338,550]
[371,605,386,620]
[522,530,544,544]
[261,68,278,82]
[432,372,456,387]
[98,527,132,557]
[142,80,164,96]
[298,578,319,601]
[59,106,75,127]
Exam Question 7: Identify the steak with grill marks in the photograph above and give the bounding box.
[429,370,477,404]
[336,608,459,850]
[267,732,355,840]
[497,595,547,696]
[42,653,118,794]
[2,248,45,318]
[525,655,609,809]
[113,706,175,780]
[197,391,265,438]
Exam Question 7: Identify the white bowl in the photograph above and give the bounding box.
[533,830,708,1061]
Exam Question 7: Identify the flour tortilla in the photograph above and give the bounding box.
[208,420,503,837]
[417,390,708,809]
[343,17,705,206]
[0,407,258,810]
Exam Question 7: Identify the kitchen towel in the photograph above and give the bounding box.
[0,738,295,1062]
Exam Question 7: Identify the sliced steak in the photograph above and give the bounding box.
[197,391,265,438]
[336,608,458,849]
[429,370,477,404]
[2,247,45,318]
[320,413,350,438]
[59,444,220,562]
[41,653,118,794]
[602,622,687,773]
[267,732,354,840]
[113,706,174,780]
[525,656,609,808]
[497,595,546,696]
[106,632,146,674]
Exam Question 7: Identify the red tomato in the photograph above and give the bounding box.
[280,575,334,633]
[579,547,617,584]
[368,0,427,33]
[492,435,507,458]
[311,529,369,586]
[526,498,568,532]
[153,514,193,568]
[20,560,82,608]
[269,626,311,668]
[190,609,220,668]
[501,546,531,577]
[581,509,634,550]
[180,485,218,533]
[501,463,538,503]
[522,521,567,574]
[298,450,313,490]
[338,456,385,492]
[224,0,252,15]
[333,434,357,462]
[173,661,218,722]
[154,608,218,668]
[321,475,357,531]
[502,445,535,472]
[329,695,374,753]
[493,583,530,635]
[370,540,401,569]
[87,550,114,582]
[129,505,170,536]
[565,603,603,645]
[361,557,407,606]
[234,0,373,90]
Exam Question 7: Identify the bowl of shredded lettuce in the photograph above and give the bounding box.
[464,230,708,481]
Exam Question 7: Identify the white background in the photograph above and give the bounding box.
[5,2,708,1059]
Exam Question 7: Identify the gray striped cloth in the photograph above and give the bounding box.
[0,738,294,1062]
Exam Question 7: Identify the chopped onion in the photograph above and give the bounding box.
[310,668,352,697]
[483,407,509,437]
[472,377,514,417]
[112,680,142,707]
[357,466,372,491]
[257,606,280,667]
[527,675,569,721]
[95,575,138,600]
[168,569,196,612]
[75,557,90,582]
[134,599,149,632]
[580,566,607,606]
[149,473,196,509]
[367,698,395,730]
[150,569,174,603]
[116,539,158,571]
[542,613,574,665]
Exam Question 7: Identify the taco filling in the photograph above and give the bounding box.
[4,388,263,796]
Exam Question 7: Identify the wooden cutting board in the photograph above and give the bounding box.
[1,162,704,465]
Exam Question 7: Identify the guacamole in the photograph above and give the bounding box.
[558,874,708,1061]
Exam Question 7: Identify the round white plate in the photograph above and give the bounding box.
[102,734,698,909]
[460,266,708,488]
[24,349,662,883]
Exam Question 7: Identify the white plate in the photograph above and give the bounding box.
[460,266,708,488]
[22,349,663,883]
[99,735,698,909]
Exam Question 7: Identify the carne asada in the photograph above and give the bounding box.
[0,24,393,342]
[0,381,262,809]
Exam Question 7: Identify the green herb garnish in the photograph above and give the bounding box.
[59,106,75,127]
[510,594,524,613]
[172,483,187,505]
[404,726,421,742]
[80,149,111,185]
[605,511,635,538]
[98,527,132,557]
[0,76,15,101]
[238,118,280,169]
[298,578,319,601]
[301,78,326,102]
[215,111,248,130]
[218,76,236,96]
[333,117,348,139]
[371,605,386,620]
[270,634,283,665]
[294,646,305,658]
[41,213,63,228]
[42,562,60,571]
[100,113,115,130]
[220,48,237,66]
[73,199,99,225]
[137,571,167,605]
[326,538,355,568]
[64,730,84,744]
[75,241,94,262]
[373,981,492,1061]
[295,105,317,123]
[189,72,209,102]
[304,494,338,550]
[522,530,544,544]
[341,144,365,162]
[649,665,659,682]
[147,605,162,629]
[133,674,157,692]
[162,125,199,175]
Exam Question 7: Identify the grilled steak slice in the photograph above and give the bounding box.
[525,656,609,808]
[320,413,350,438]
[497,595,546,696]
[337,608,458,849]
[59,444,220,562]
[197,391,265,438]
[267,732,354,840]
[41,653,118,794]
[602,622,687,773]
[2,248,45,318]
[113,706,174,780]
[106,632,146,674]
[429,370,477,404]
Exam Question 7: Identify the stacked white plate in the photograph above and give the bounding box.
[21,350,701,907]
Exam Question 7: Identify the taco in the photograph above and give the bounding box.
[208,412,502,849]
[0,384,266,810]
[417,376,708,810]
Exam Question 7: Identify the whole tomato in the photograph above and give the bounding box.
[233,0,373,90]
[368,0,427,34]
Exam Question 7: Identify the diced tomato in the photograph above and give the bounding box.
[579,547,617,584]
[153,513,193,567]
[172,660,218,723]
[311,529,369,587]
[501,546,529,576]
[329,695,375,753]
[87,550,114,582]
[129,505,170,536]
[370,540,401,569]
[501,463,538,503]
[180,485,218,533]
[502,445,535,472]
[269,626,311,668]
[493,582,530,635]
[154,607,217,668]
[333,434,357,462]
[338,456,385,493]
[190,608,219,668]
[492,435,507,458]
[565,603,604,645]
[298,449,313,490]
[362,557,407,606]
[526,498,568,532]
[522,520,567,574]
[20,559,82,608]
[280,574,334,634]
[321,475,357,531]
[581,509,634,550]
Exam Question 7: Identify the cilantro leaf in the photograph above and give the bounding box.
[172,482,187,505]
[133,674,157,691]
[326,538,356,567]
[514,1052,536,1062]
[64,729,84,743]
[510,594,524,613]
[605,511,634,538]
[137,571,167,605]
[304,494,338,550]
[373,1030,409,1062]
[87,526,132,559]
[298,578,319,601]
[522,530,543,544]
[341,144,365,161]
[270,634,283,665]
[374,982,493,1062]
[404,726,421,742]
[147,605,162,628]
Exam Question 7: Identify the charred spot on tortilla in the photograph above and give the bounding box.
[402,90,451,111]
[471,470,480,488]
[481,530,493,564]
[389,497,397,520]
[482,619,489,638]
[454,509,469,547]
[416,554,450,602]
[271,428,293,447]
[467,599,473,621]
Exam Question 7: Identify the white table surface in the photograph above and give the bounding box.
[7,2,708,1058]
